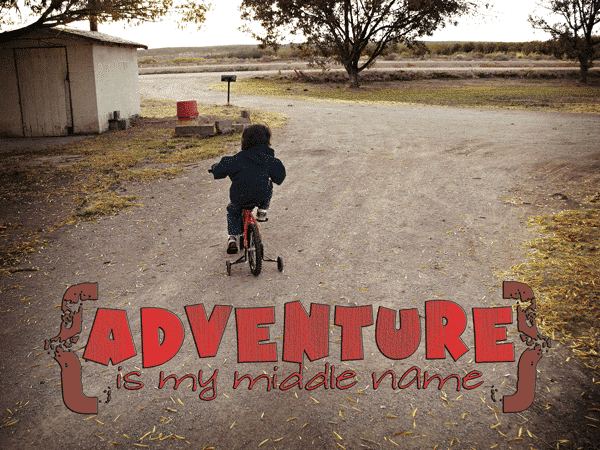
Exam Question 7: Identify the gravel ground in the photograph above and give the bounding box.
[0,72,599,449]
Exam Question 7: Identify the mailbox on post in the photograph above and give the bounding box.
[221,75,237,105]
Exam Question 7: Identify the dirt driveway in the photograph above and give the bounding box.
[1,73,599,449]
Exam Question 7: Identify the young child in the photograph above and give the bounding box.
[209,124,286,254]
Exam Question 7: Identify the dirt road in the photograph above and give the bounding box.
[1,73,599,449]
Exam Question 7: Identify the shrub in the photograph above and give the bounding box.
[278,48,303,59]
[452,52,470,61]
[170,57,204,65]
[394,44,409,54]
[227,48,266,59]
[461,42,476,53]
[537,71,559,79]
[522,41,544,56]
[496,71,519,78]
[492,53,511,61]
[138,58,159,65]
[483,42,497,54]
[497,42,510,53]
[428,43,454,56]
[408,41,430,57]
[525,70,538,78]
[430,71,461,79]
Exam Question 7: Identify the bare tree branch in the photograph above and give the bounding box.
[1,0,211,41]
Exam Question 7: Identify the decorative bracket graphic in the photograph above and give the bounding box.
[45,283,99,414]
[501,281,551,413]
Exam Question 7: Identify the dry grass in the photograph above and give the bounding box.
[0,239,45,271]
[209,75,600,114]
[498,199,600,360]
[75,192,141,218]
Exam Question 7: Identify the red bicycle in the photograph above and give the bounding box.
[226,205,283,277]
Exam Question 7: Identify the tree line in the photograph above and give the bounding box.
[138,39,596,64]
[416,40,578,57]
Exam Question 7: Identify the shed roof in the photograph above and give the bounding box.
[0,26,148,49]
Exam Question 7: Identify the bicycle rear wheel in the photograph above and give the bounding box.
[247,223,263,276]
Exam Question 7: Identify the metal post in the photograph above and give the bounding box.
[221,75,236,105]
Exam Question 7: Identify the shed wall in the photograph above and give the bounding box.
[92,46,141,133]
[67,45,100,134]
[0,48,24,137]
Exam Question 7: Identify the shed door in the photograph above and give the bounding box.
[15,47,72,137]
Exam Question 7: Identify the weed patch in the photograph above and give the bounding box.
[0,238,45,273]
[75,191,140,219]
[499,203,600,359]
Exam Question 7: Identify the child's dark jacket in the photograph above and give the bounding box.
[210,144,286,206]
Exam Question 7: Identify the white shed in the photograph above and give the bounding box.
[0,27,147,137]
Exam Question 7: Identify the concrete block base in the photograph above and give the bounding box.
[178,117,198,126]
[175,125,214,137]
[215,120,234,134]
[109,119,127,131]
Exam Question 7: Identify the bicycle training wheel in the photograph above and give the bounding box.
[239,216,245,251]
[247,223,263,276]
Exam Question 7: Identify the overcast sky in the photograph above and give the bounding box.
[68,0,550,49]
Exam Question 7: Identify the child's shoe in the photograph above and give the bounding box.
[227,236,238,254]
[256,209,268,222]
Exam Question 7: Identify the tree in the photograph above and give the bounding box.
[240,0,488,88]
[0,0,211,42]
[529,0,600,83]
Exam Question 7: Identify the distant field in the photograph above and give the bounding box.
[137,58,595,82]
[137,40,587,67]
[138,44,263,58]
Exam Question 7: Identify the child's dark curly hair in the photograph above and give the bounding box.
[241,124,271,151]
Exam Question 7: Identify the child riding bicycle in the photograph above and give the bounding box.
[209,124,286,254]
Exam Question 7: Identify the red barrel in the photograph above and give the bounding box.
[177,100,199,119]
